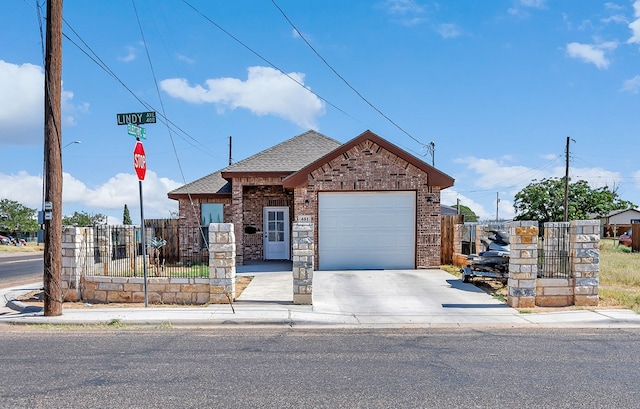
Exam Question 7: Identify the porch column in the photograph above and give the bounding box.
[508,221,538,308]
[292,221,314,304]
[209,223,236,303]
[570,220,599,306]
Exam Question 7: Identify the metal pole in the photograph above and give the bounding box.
[139,177,148,307]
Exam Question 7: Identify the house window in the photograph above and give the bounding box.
[201,204,224,248]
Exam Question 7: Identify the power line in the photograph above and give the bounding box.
[271,0,427,148]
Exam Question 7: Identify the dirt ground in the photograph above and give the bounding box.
[16,276,253,309]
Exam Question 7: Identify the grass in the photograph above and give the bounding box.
[0,242,43,253]
[599,238,640,313]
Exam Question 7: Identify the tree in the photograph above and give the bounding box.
[62,211,107,227]
[0,199,39,235]
[452,204,478,222]
[123,204,132,225]
[513,177,635,223]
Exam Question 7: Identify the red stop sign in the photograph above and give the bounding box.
[133,141,146,181]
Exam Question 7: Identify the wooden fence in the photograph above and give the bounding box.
[441,214,464,264]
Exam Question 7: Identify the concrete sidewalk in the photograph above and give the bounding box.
[1,268,640,328]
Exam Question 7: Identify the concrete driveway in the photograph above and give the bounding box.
[237,267,520,324]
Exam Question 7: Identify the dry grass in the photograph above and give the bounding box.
[599,238,640,312]
[0,242,43,253]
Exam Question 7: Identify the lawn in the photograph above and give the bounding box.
[599,238,640,313]
[0,242,43,253]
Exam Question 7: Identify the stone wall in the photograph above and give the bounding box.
[507,220,600,308]
[61,223,238,305]
[292,139,442,268]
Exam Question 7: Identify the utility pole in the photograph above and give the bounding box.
[563,136,570,222]
[43,0,63,316]
[496,192,500,223]
[228,136,232,165]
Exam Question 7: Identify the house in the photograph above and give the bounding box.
[168,130,455,270]
[599,208,640,236]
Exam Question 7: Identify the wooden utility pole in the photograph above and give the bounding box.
[43,0,63,316]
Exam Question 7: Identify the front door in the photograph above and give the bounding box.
[263,207,290,260]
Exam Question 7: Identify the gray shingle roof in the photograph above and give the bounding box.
[221,130,341,173]
[168,171,230,196]
[168,130,341,196]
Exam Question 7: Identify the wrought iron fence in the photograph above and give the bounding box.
[537,224,571,279]
[81,224,209,278]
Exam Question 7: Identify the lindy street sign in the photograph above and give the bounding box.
[133,141,147,181]
[117,111,156,125]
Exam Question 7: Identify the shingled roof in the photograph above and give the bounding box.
[221,130,341,175]
[168,130,341,197]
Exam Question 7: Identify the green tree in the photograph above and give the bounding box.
[122,204,132,225]
[0,199,38,234]
[452,204,478,222]
[62,211,107,227]
[513,177,635,223]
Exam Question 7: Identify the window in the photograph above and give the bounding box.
[201,203,224,249]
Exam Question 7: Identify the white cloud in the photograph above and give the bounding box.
[435,23,462,39]
[176,54,195,64]
[0,60,87,146]
[0,170,180,222]
[621,75,640,93]
[160,66,326,129]
[628,0,640,44]
[383,0,425,15]
[0,60,44,145]
[566,42,615,69]
[118,46,138,62]
[508,0,546,17]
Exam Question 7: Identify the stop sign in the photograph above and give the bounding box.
[133,141,146,181]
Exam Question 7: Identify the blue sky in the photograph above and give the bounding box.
[1,0,640,224]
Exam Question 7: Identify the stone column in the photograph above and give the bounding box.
[508,221,538,308]
[209,223,236,303]
[571,220,599,306]
[61,226,92,301]
[292,222,313,305]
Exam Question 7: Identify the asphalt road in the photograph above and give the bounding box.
[1,327,638,408]
[0,252,43,288]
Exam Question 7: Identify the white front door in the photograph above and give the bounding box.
[263,207,290,260]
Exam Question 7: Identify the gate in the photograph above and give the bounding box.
[538,223,571,278]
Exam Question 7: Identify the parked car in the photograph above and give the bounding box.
[0,235,10,245]
[619,229,632,247]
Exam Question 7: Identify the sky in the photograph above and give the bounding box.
[1,0,640,224]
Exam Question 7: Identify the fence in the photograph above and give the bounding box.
[79,224,208,279]
[537,223,571,279]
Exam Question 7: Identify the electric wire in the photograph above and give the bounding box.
[132,0,211,255]
[271,0,427,148]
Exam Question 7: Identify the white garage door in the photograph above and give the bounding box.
[318,191,416,270]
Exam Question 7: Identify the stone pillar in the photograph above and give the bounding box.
[508,221,538,308]
[209,223,236,303]
[61,226,93,302]
[571,220,599,306]
[292,222,313,305]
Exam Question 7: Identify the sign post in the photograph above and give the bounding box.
[119,112,155,307]
[133,140,148,307]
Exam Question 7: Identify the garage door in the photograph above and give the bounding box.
[318,191,416,270]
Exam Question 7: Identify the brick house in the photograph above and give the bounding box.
[168,129,454,269]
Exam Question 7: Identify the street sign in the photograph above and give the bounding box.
[117,111,156,125]
[127,123,146,139]
[133,141,146,181]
